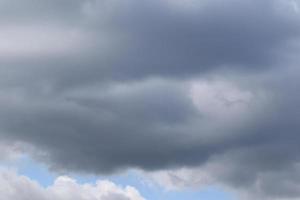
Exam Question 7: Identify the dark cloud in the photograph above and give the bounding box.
[1,0,299,89]
[154,67,300,199]
[0,0,84,24]
[0,0,300,199]
[101,0,300,77]
[0,79,203,172]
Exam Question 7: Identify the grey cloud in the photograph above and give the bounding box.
[143,67,300,199]
[0,0,84,24]
[101,0,300,76]
[1,0,299,90]
[0,0,300,199]
[71,0,300,79]
[0,79,206,173]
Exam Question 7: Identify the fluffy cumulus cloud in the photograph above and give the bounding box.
[0,170,145,200]
[1,0,300,199]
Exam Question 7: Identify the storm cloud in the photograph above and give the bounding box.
[1,0,300,199]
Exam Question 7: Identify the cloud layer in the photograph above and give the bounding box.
[1,0,300,199]
[0,170,145,200]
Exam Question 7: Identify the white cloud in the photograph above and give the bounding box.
[0,170,145,200]
[0,142,26,161]
[189,80,254,119]
[187,79,269,141]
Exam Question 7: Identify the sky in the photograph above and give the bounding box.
[1,0,300,199]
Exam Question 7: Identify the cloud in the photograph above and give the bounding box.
[1,0,299,87]
[145,148,300,200]
[0,0,300,199]
[0,77,267,173]
[0,170,145,200]
[0,142,24,161]
[141,74,300,199]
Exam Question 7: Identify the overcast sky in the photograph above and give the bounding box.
[1,0,300,200]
